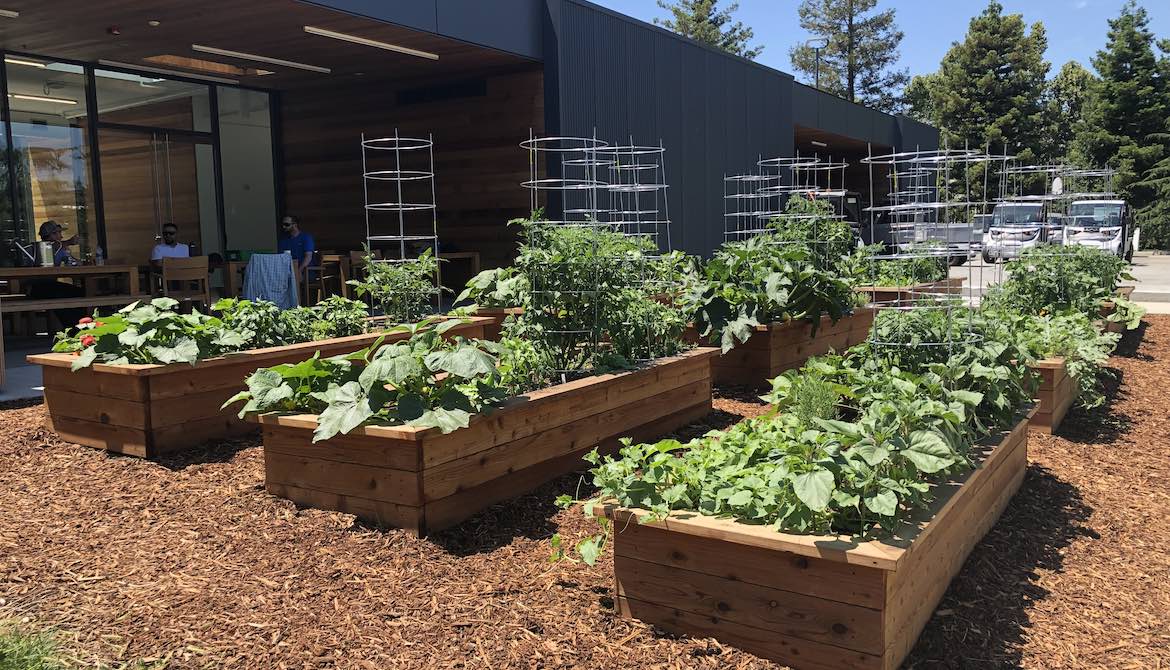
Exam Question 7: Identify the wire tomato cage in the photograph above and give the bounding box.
[520,131,677,375]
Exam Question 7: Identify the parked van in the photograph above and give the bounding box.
[981,201,1058,263]
[1064,199,1134,260]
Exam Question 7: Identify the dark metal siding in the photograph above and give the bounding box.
[547,0,794,257]
[792,82,940,152]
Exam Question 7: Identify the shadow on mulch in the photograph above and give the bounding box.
[0,397,44,412]
[152,435,258,471]
[908,464,1096,668]
[427,471,588,557]
[1056,366,1132,444]
[1113,321,1150,360]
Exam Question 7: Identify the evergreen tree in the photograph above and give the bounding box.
[904,72,940,125]
[788,0,909,113]
[655,0,762,59]
[1133,132,1170,249]
[928,2,1051,159]
[1044,61,1098,163]
[1075,1,1168,212]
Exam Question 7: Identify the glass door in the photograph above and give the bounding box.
[97,128,218,265]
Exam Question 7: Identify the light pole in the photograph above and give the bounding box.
[805,37,829,90]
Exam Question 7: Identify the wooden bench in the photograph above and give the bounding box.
[1,294,152,313]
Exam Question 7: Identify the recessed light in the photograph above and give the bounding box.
[0,9,19,19]
[148,19,161,27]
[811,140,828,148]
[303,26,439,61]
[192,44,330,73]
[4,57,46,68]
[9,93,77,105]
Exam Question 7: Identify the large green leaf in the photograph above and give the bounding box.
[70,346,98,371]
[313,382,374,442]
[407,407,472,433]
[864,490,899,517]
[792,469,835,512]
[425,346,496,378]
[903,430,957,473]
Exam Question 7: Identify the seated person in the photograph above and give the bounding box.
[150,223,190,269]
[278,215,315,279]
[30,220,85,328]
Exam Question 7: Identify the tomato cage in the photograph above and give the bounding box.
[360,130,444,319]
[519,132,680,376]
[723,154,854,273]
[858,145,1014,359]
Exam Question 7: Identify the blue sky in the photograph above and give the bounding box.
[591,0,1170,80]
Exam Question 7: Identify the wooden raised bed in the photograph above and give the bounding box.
[249,347,719,536]
[1030,358,1076,434]
[687,308,875,388]
[28,317,493,458]
[594,411,1032,670]
[1100,285,1136,333]
[856,277,966,304]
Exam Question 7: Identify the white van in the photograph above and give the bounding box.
[981,201,1055,263]
[1065,200,1134,260]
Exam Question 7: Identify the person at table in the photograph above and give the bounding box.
[150,222,190,270]
[30,220,85,328]
[39,220,79,266]
[278,215,315,279]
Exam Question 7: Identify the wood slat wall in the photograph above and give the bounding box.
[280,67,544,270]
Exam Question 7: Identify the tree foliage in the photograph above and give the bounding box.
[654,0,762,59]
[1075,1,1170,213]
[923,2,1051,158]
[788,0,909,113]
[1044,61,1099,164]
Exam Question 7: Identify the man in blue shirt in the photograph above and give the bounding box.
[278,215,315,279]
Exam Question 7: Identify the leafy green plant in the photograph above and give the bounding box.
[768,196,856,271]
[983,245,1140,327]
[681,237,854,352]
[54,296,369,370]
[226,318,521,441]
[456,266,528,309]
[348,246,440,323]
[845,243,949,287]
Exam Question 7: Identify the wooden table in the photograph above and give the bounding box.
[0,265,146,313]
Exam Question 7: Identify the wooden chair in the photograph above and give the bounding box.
[162,256,211,311]
[304,253,351,305]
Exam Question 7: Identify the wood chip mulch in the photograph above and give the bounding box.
[1,322,1168,669]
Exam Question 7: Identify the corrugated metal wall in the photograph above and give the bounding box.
[545,0,793,257]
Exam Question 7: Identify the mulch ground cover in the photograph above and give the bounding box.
[1,320,1168,669]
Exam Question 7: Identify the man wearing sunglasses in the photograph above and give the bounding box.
[150,223,190,270]
[278,215,315,279]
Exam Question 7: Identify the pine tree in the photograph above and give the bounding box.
[1044,61,1098,163]
[904,72,940,125]
[1075,1,1169,212]
[927,2,1050,159]
[655,0,762,59]
[1134,132,1170,249]
[788,0,909,113]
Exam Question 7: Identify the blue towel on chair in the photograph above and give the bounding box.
[243,253,299,309]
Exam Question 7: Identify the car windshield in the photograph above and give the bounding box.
[992,205,1043,226]
[1068,203,1122,226]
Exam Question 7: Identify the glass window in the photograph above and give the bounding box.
[3,55,96,263]
[217,86,276,252]
[94,68,211,132]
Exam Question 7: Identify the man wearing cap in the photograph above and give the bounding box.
[29,220,85,327]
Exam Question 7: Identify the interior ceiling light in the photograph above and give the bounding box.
[98,59,239,85]
[144,54,273,77]
[303,26,439,61]
[192,44,330,73]
[4,56,46,68]
[9,93,77,105]
[0,9,19,19]
[811,140,828,148]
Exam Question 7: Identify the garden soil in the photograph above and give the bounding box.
[1,320,1168,669]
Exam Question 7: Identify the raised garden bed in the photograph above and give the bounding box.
[1030,358,1075,434]
[856,277,966,304]
[686,309,875,388]
[1100,286,1136,333]
[29,317,493,458]
[593,411,1032,670]
[249,347,719,536]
